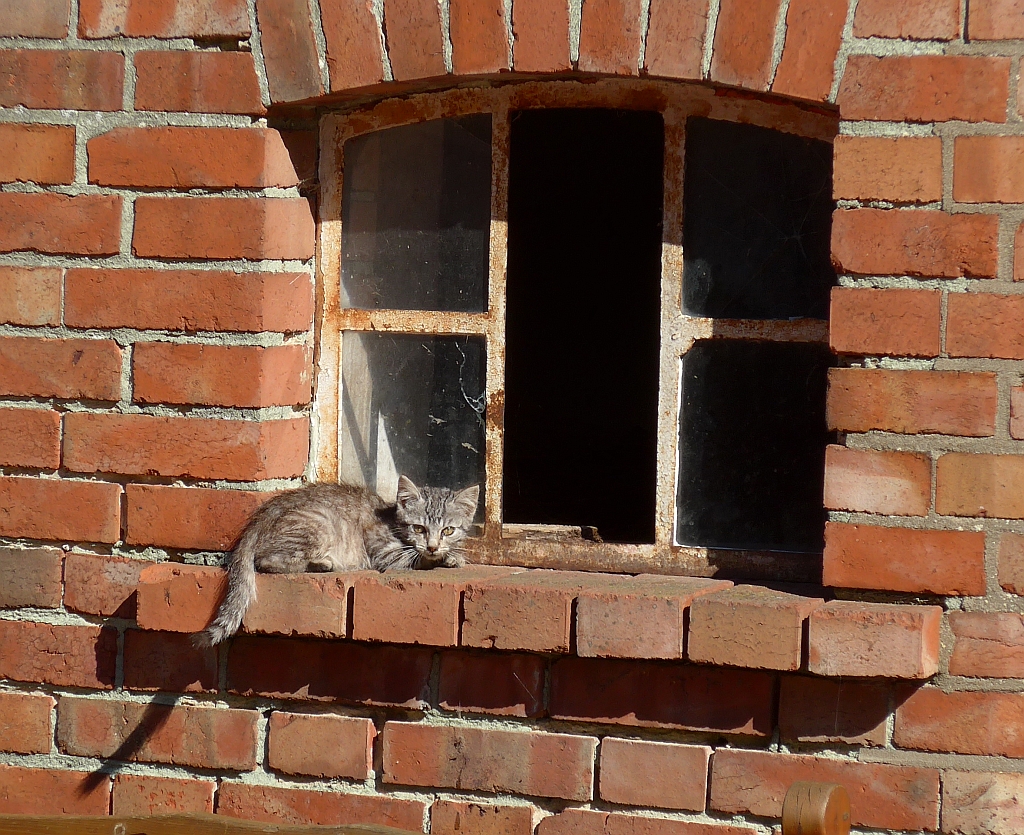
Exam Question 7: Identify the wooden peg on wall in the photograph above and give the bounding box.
[781,781,852,835]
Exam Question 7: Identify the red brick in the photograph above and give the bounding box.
[133,197,314,261]
[0,336,121,400]
[538,811,755,835]
[0,266,61,327]
[838,55,1010,123]
[58,697,258,770]
[578,0,643,74]
[320,0,386,90]
[949,612,1024,677]
[0,477,122,544]
[269,712,375,779]
[511,0,571,71]
[941,453,1024,517]
[1000,532,1024,593]
[112,774,214,815]
[948,293,1024,359]
[954,136,1024,203]
[577,575,731,660]
[383,722,596,801]
[895,688,1024,757]
[824,446,931,516]
[217,783,426,831]
[710,749,939,832]
[830,287,941,357]
[0,50,123,110]
[255,0,323,102]
[0,693,54,755]
[827,368,998,437]
[808,600,941,678]
[134,343,311,408]
[229,635,433,707]
[451,0,509,74]
[833,136,943,204]
[124,630,218,693]
[243,573,351,639]
[384,0,446,80]
[771,0,847,101]
[0,766,109,815]
[432,802,534,835]
[136,562,225,633]
[64,552,146,618]
[0,193,121,256]
[642,0,706,79]
[79,0,249,37]
[854,0,959,38]
[0,124,75,185]
[832,209,998,279]
[709,0,783,91]
[779,676,889,746]
[942,771,1024,834]
[65,268,313,333]
[0,409,60,469]
[0,547,62,609]
[0,0,70,36]
[134,51,265,115]
[0,621,116,689]
[1015,387,1024,440]
[549,657,774,736]
[970,0,1024,38]
[687,585,822,671]
[280,129,317,183]
[823,522,987,595]
[599,738,710,811]
[64,412,309,480]
[438,651,546,718]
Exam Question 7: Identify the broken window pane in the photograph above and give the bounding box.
[341,115,492,312]
[683,117,835,320]
[676,340,833,551]
[340,332,485,507]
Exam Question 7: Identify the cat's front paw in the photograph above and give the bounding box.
[442,553,467,568]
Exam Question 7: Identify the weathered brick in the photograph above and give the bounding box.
[0,477,122,544]
[549,657,774,736]
[942,771,1024,835]
[823,522,987,595]
[58,697,258,770]
[895,688,1024,757]
[710,749,939,832]
[827,368,998,437]
[511,0,571,71]
[0,766,110,815]
[771,0,847,101]
[450,0,509,74]
[0,547,62,609]
[123,630,218,693]
[431,802,534,835]
[832,209,998,278]
[243,574,350,639]
[808,600,941,678]
[65,268,313,333]
[937,453,1024,518]
[64,412,309,480]
[0,621,116,689]
[0,693,54,755]
[64,552,146,618]
[830,287,942,357]
[1015,386,1024,439]
[642,0,707,79]
[543,811,757,835]
[133,197,314,261]
[134,51,265,115]
[948,293,1024,359]
[255,0,323,102]
[126,485,270,551]
[954,136,1024,203]
[268,712,375,780]
[384,0,446,79]
[112,774,215,815]
[1000,532,1024,594]
[0,50,123,110]
[320,0,386,90]
[853,0,959,38]
[0,0,70,36]
[0,409,60,470]
[779,676,889,746]
[0,124,75,185]
[688,585,822,671]
[79,0,249,37]
[0,336,121,400]
[136,563,225,633]
[599,738,710,811]
[0,266,61,327]
[833,136,943,204]
[438,651,546,718]
[824,446,931,516]
[383,722,596,801]
[578,0,643,74]
[969,0,1024,39]
[709,0,783,90]
[0,193,121,256]
[949,612,1024,678]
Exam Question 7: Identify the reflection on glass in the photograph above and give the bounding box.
[683,117,835,320]
[341,115,492,312]
[676,341,833,552]
[340,333,485,507]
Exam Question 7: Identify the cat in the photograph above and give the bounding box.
[192,475,479,647]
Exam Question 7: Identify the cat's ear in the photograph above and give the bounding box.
[454,484,480,518]
[396,475,421,507]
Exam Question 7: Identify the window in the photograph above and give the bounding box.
[315,81,837,582]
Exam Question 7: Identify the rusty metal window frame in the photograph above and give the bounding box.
[315,79,837,582]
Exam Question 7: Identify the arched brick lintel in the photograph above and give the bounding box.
[252,0,851,108]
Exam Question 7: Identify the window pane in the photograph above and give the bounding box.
[340,333,485,505]
[341,115,492,312]
[683,117,835,319]
[676,341,833,551]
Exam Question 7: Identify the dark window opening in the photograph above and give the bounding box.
[502,109,664,544]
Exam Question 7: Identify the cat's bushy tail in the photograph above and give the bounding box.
[192,526,259,648]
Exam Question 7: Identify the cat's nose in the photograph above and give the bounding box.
[427,543,439,553]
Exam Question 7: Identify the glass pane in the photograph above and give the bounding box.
[341,115,492,312]
[340,333,485,507]
[676,340,833,551]
[683,117,835,319]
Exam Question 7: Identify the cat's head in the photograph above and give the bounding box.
[394,474,479,567]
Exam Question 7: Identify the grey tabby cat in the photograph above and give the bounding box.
[193,475,479,647]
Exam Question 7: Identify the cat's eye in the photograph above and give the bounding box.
[442,526,455,537]
[412,525,426,534]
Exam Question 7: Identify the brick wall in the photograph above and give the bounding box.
[3,0,1024,832]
